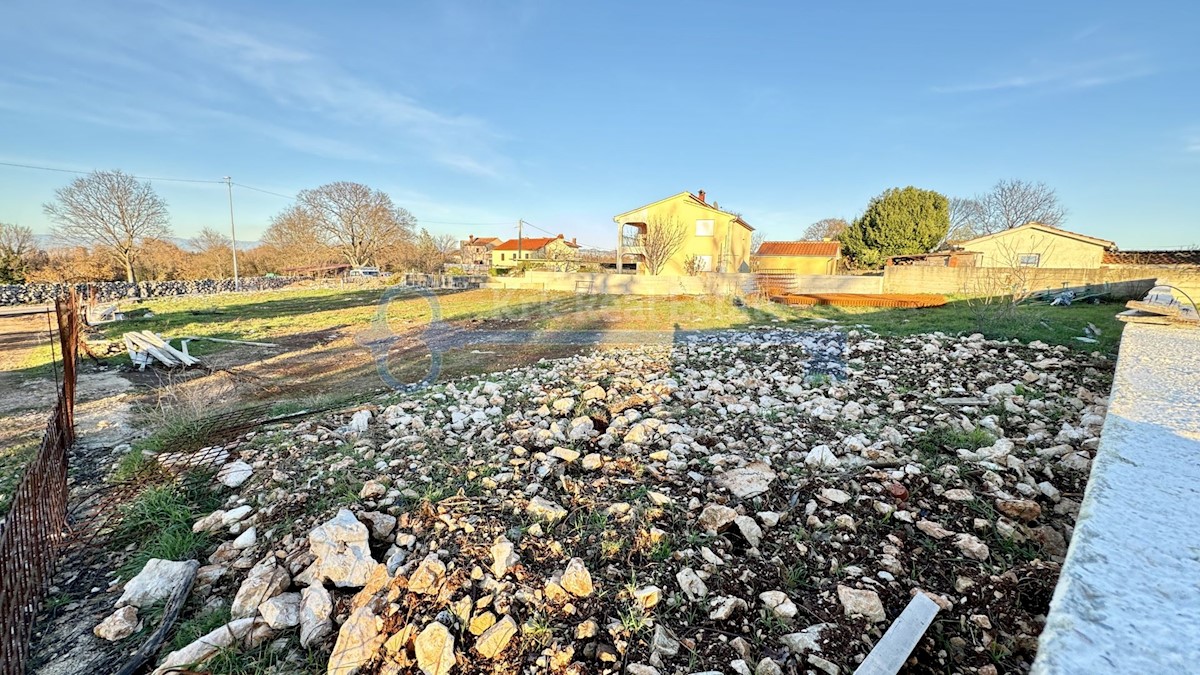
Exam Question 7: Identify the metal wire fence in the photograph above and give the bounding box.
[0,291,78,675]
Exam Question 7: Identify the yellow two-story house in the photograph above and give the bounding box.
[491,234,581,271]
[614,190,754,275]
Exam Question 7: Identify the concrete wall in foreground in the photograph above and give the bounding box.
[1032,323,1200,673]
[483,271,883,296]
[881,265,1164,298]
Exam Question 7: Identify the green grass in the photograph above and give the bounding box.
[0,441,38,517]
[171,605,232,651]
[112,482,222,579]
[912,425,997,471]
[202,637,328,675]
[6,286,1127,378]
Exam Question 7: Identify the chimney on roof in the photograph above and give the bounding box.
[572,237,577,245]
[557,233,563,239]
[698,190,706,203]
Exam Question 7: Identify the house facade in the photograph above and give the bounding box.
[614,190,754,275]
[956,222,1115,269]
[460,236,501,271]
[491,235,581,271]
[753,241,841,274]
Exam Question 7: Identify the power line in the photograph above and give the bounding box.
[1,159,534,230]
[520,219,608,250]
[0,160,224,184]
[231,182,296,200]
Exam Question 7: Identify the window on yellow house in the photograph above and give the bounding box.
[695,220,714,236]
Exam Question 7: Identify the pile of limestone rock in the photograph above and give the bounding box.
[92,327,1113,674]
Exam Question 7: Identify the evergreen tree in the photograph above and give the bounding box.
[841,187,950,267]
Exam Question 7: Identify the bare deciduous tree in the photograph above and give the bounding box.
[262,204,334,270]
[294,181,415,267]
[0,222,36,258]
[398,228,462,273]
[976,179,1067,233]
[43,170,171,283]
[0,223,38,282]
[801,218,848,241]
[188,226,234,278]
[641,215,689,275]
[947,197,985,240]
[751,231,766,255]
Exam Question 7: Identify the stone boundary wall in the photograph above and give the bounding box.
[880,265,1200,299]
[484,271,882,296]
[0,276,296,306]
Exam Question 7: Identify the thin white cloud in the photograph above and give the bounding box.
[155,11,509,177]
[433,153,502,179]
[933,54,1153,94]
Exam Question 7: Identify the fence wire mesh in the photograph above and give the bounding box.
[0,291,78,675]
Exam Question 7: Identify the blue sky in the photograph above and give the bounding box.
[1,1,1197,250]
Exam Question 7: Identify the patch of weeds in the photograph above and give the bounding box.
[684,530,714,547]
[618,606,651,635]
[171,605,232,650]
[42,592,72,612]
[308,472,364,515]
[624,485,650,503]
[781,562,811,591]
[522,613,554,649]
[991,535,1045,567]
[599,534,625,560]
[805,372,832,387]
[1014,384,1044,400]
[112,481,221,579]
[122,527,211,579]
[912,425,995,470]
[648,536,674,562]
[569,510,609,538]
[987,638,1013,664]
[114,485,195,541]
[204,636,328,675]
[964,498,998,521]
[111,448,160,482]
[756,609,790,637]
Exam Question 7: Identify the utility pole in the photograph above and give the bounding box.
[224,176,240,291]
[517,219,524,265]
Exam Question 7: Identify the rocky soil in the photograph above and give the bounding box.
[88,327,1113,674]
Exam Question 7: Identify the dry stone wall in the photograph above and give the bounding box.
[0,276,295,306]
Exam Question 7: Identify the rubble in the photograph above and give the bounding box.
[120,327,1112,674]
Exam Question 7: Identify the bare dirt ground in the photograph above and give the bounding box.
[0,315,135,450]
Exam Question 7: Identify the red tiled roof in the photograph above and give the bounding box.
[756,241,841,257]
[469,237,501,245]
[1103,250,1200,266]
[492,236,580,251]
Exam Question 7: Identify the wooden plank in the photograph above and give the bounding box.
[135,330,201,366]
[854,593,940,675]
[124,332,180,366]
[178,336,279,348]
[1126,300,1179,317]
